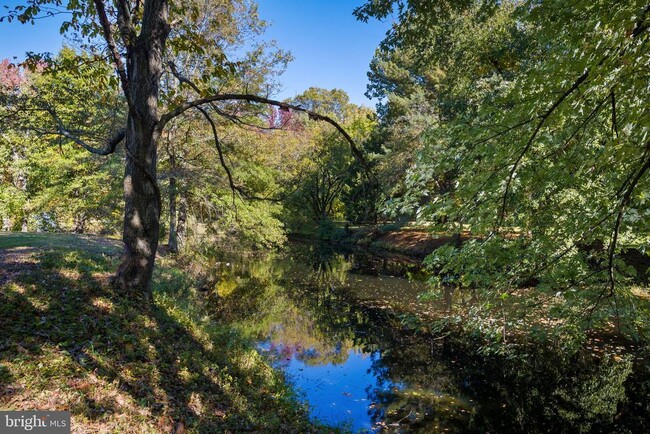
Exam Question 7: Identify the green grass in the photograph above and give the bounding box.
[0,232,121,253]
[0,232,328,433]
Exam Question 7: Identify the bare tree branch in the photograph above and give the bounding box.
[93,0,130,98]
[163,62,372,202]
[166,62,342,136]
[196,105,296,202]
[42,103,126,155]
[193,105,240,198]
[158,94,367,166]
[167,62,291,131]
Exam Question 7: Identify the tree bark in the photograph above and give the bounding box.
[111,2,170,298]
[167,174,178,253]
[177,193,187,250]
[112,116,161,297]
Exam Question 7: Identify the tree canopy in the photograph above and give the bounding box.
[355,0,650,331]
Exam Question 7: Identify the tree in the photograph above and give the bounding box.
[359,0,529,216]
[156,0,292,253]
[3,0,365,299]
[357,0,650,324]
[282,89,377,228]
[1,50,124,233]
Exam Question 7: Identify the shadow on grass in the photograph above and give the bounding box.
[0,243,320,432]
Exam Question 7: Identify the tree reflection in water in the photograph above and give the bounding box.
[211,244,649,433]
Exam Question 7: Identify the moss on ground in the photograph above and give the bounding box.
[0,233,328,433]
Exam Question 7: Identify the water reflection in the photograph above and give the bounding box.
[260,344,388,431]
[208,244,649,433]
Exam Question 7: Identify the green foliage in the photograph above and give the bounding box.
[0,48,124,233]
[315,217,338,240]
[283,89,379,231]
[359,0,650,332]
[290,87,351,122]
[214,196,287,249]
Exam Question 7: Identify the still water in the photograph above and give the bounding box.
[209,244,649,433]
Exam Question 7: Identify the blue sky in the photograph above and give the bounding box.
[0,0,391,106]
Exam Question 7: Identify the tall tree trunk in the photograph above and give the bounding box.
[112,115,161,297]
[177,193,187,250]
[112,6,170,298]
[16,153,28,233]
[167,174,178,253]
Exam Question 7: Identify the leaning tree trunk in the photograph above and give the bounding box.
[112,11,169,298]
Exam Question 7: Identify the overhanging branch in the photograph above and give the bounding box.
[42,103,126,155]
[194,105,241,198]
[194,105,291,202]
[161,62,375,199]
[498,69,590,227]
[158,93,367,166]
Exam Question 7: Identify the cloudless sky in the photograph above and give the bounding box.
[0,1,68,59]
[255,0,391,106]
[0,0,391,107]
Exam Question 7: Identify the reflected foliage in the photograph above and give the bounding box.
[213,244,649,432]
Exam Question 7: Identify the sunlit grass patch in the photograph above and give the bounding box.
[91,297,114,312]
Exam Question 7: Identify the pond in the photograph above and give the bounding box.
[208,243,649,433]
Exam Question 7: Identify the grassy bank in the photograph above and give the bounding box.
[0,233,326,433]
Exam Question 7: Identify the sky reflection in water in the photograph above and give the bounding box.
[260,342,394,432]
